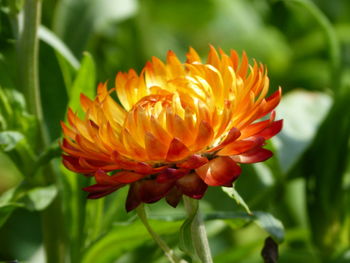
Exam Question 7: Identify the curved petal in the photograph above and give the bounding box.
[126,182,142,212]
[258,120,283,140]
[232,147,273,163]
[139,180,174,204]
[157,168,190,183]
[177,155,208,169]
[176,173,208,199]
[195,156,241,186]
[83,184,122,199]
[145,132,168,160]
[192,121,214,151]
[165,187,183,208]
[166,138,190,161]
[218,136,265,156]
[62,155,94,174]
[207,127,240,152]
[112,171,146,184]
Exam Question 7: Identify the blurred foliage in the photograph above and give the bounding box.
[1,0,350,262]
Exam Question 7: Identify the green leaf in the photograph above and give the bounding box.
[56,52,77,93]
[53,0,137,56]
[38,25,80,70]
[222,185,252,215]
[274,90,332,174]
[205,210,284,243]
[0,187,18,207]
[150,208,284,245]
[204,210,284,243]
[254,212,285,243]
[292,82,350,253]
[0,131,24,151]
[82,220,181,263]
[26,185,58,211]
[0,205,17,228]
[68,52,96,113]
[0,88,37,149]
[0,184,59,235]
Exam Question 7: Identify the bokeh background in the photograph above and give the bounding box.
[1,0,350,262]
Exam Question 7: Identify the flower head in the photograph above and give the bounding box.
[61,46,282,211]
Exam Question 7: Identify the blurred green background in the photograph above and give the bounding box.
[0,0,350,262]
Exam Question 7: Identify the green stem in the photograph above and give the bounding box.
[183,197,213,263]
[18,1,65,262]
[18,0,44,125]
[136,204,185,263]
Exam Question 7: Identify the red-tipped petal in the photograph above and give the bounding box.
[139,180,174,204]
[62,155,94,174]
[258,88,282,118]
[126,183,142,212]
[113,171,146,183]
[166,138,190,162]
[111,151,153,174]
[177,155,208,169]
[83,183,124,199]
[195,156,241,186]
[218,136,265,156]
[94,169,145,185]
[165,187,183,207]
[240,119,271,139]
[232,147,273,163]
[176,173,208,199]
[95,169,116,185]
[208,127,241,152]
[259,120,283,140]
[157,168,190,183]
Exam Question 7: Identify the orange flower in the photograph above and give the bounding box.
[61,46,282,211]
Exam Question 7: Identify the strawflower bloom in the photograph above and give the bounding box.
[61,46,282,211]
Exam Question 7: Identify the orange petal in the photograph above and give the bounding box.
[207,45,221,69]
[192,121,214,151]
[257,88,282,118]
[195,156,241,186]
[61,121,76,139]
[237,51,248,78]
[145,132,168,160]
[80,93,93,112]
[186,47,201,63]
[150,116,172,146]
